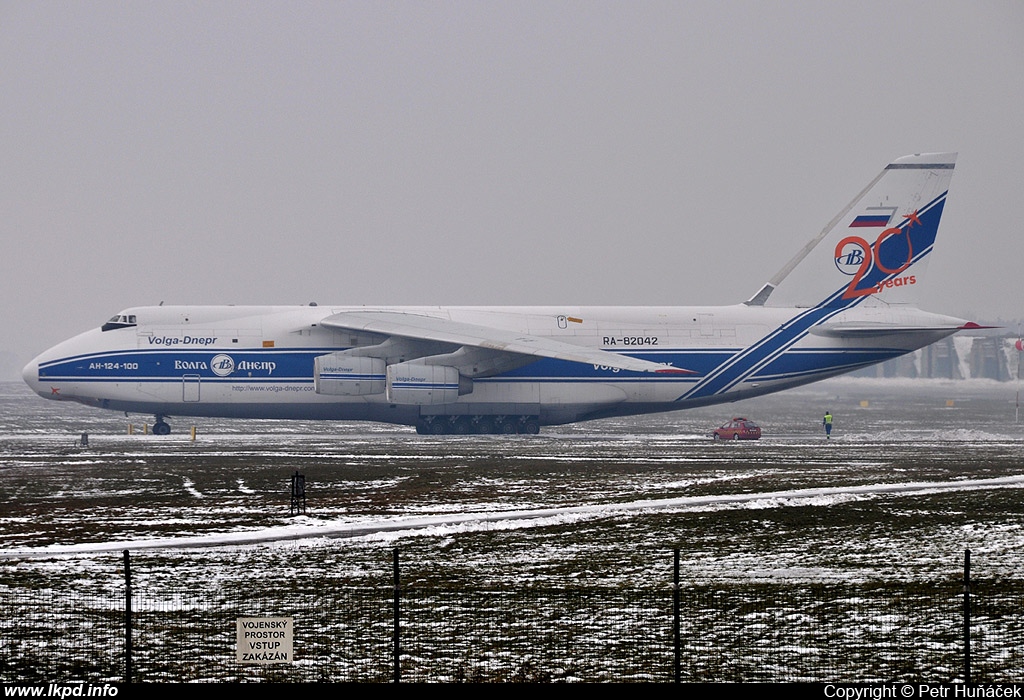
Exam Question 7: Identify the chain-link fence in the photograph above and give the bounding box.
[2,551,1022,683]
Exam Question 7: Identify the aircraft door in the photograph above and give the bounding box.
[698,313,714,337]
[183,375,201,402]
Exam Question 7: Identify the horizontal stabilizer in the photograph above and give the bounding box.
[810,321,982,338]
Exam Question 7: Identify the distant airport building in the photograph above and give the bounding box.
[850,331,1020,381]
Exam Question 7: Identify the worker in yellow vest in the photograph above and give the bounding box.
[823,411,833,439]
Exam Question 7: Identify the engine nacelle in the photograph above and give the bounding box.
[314,354,385,396]
[386,363,471,405]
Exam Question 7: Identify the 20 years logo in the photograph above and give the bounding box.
[834,211,920,299]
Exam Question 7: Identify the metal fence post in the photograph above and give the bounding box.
[964,548,971,684]
[673,548,681,683]
[123,550,132,684]
[393,547,400,683]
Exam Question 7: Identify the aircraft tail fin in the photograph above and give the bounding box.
[751,153,956,309]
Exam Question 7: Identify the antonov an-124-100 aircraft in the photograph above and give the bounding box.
[24,153,982,435]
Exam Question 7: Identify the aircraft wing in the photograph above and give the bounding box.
[320,310,693,374]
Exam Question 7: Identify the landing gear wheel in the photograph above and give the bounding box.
[522,418,540,435]
[452,417,471,435]
[498,419,517,435]
[153,421,171,436]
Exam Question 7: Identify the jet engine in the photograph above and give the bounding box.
[313,354,386,396]
[385,362,472,405]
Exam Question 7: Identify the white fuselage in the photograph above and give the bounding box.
[22,303,964,431]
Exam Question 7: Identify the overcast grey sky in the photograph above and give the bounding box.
[2,1,1022,379]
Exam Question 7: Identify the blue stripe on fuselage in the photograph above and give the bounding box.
[38,348,331,382]
[39,344,897,390]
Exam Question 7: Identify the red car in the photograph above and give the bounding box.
[712,418,762,440]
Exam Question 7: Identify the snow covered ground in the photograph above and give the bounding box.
[2,377,1024,593]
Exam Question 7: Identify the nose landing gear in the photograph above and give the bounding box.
[153,417,171,435]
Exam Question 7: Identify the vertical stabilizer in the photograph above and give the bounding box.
[754,153,956,309]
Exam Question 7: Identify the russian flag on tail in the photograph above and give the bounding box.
[850,206,897,228]
[850,214,892,227]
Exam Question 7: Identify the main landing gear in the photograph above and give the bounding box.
[152,416,172,436]
[415,415,541,436]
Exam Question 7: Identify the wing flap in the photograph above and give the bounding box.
[321,311,693,375]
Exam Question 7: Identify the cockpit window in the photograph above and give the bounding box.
[101,314,138,332]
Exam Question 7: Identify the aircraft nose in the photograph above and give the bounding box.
[22,357,41,394]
